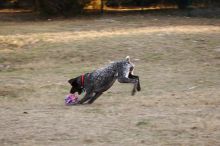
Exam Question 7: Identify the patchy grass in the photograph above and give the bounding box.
[0,14,220,146]
[136,119,151,127]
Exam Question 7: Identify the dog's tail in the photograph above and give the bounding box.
[126,56,130,62]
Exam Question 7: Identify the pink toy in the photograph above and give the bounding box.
[65,94,79,105]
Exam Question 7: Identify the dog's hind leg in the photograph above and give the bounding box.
[118,76,139,96]
[131,82,138,96]
[128,73,141,91]
[87,92,103,104]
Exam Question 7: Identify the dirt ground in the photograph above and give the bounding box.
[0,13,220,146]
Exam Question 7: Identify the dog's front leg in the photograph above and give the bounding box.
[88,92,103,104]
[78,92,93,104]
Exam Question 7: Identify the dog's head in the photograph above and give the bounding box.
[68,76,83,95]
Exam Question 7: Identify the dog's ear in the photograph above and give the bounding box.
[68,78,77,86]
[68,77,83,94]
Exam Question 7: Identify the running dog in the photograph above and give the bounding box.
[68,56,141,104]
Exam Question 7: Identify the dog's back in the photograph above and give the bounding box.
[85,57,134,93]
[86,61,118,93]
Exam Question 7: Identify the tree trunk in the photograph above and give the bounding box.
[100,0,104,14]
[176,0,189,9]
[34,0,40,11]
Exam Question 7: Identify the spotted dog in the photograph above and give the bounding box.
[68,56,141,104]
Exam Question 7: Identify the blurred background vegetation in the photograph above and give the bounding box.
[0,0,220,15]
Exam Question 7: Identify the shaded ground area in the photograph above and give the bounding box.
[0,13,220,146]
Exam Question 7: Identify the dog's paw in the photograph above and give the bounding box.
[131,89,136,96]
[137,86,141,91]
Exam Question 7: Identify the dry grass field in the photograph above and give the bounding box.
[0,13,220,146]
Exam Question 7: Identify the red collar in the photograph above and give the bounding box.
[81,74,85,88]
